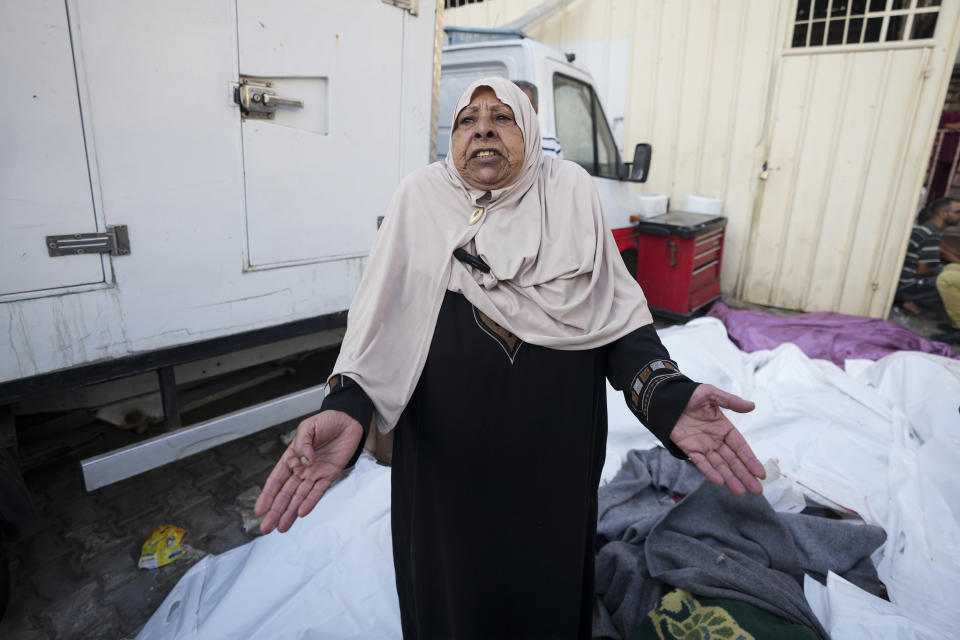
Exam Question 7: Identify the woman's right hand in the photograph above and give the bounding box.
[254,410,364,534]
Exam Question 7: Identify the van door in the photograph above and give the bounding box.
[546,62,640,231]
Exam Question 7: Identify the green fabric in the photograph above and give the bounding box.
[628,588,820,640]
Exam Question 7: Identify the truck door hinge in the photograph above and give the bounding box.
[46,225,131,257]
[382,0,418,15]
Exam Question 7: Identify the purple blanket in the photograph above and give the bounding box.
[707,300,959,368]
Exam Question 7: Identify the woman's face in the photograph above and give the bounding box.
[451,86,525,191]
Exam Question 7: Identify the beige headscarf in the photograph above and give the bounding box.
[332,77,653,433]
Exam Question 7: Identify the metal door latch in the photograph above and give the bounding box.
[46,225,130,257]
[233,78,304,120]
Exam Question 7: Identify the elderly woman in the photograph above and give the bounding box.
[255,78,765,639]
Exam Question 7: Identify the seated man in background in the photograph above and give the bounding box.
[896,197,960,315]
[512,80,564,159]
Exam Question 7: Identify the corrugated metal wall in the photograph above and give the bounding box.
[618,1,779,311]
[745,47,933,316]
[446,0,960,317]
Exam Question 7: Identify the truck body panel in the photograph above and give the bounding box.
[1,0,436,386]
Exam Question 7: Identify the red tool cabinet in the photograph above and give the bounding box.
[631,211,726,317]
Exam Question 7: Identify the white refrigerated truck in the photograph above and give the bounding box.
[0,0,439,497]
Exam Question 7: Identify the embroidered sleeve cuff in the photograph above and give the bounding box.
[624,359,699,459]
[321,374,374,468]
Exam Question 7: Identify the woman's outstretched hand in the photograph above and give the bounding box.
[254,410,364,534]
[670,384,765,496]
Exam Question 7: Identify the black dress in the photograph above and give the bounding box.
[323,291,696,639]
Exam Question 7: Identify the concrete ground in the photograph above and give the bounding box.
[0,425,291,639]
[0,298,955,639]
[887,300,958,347]
[0,348,337,639]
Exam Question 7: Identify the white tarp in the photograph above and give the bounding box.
[137,317,960,639]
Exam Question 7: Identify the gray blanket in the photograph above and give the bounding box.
[593,448,887,640]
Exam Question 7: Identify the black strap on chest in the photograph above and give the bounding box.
[453,248,491,274]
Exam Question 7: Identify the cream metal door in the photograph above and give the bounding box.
[739,0,960,317]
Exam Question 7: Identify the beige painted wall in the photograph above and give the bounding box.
[446,0,960,317]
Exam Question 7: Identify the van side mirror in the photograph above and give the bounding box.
[627,143,651,182]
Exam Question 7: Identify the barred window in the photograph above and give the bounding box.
[791,0,940,48]
[445,0,486,8]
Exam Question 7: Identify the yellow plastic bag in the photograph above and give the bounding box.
[138,525,186,569]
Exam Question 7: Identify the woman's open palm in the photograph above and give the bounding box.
[254,410,364,534]
[670,384,765,496]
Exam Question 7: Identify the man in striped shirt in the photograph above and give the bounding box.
[896,197,960,314]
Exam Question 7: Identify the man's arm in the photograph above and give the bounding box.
[917,260,941,276]
[941,241,960,264]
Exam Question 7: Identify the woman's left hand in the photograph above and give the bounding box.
[669,384,765,496]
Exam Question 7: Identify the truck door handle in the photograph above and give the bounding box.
[234,77,304,119]
[261,94,303,108]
